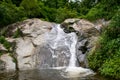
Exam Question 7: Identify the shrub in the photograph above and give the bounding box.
[100,54,120,79]
[0,2,25,27]
[88,10,120,79]
[20,0,41,18]
[85,0,120,21]
[55,7,78,23]
[39,6,57,22]
[85,3,104,21]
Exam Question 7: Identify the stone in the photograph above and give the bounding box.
[0,60,5,71]
[16,38,36,70]
[87,36,99,49]
[0,54,16,71]
[6,38,15,43]
[32,34,46,46]
[64,18,80,24]
[19,18,53,37]
[0,44,7,51]
[62,19,100,37]
[73,19,99,37]
[94,19,110,32]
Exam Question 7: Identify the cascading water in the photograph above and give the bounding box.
[42,24,95,77]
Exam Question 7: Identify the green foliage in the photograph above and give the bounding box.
[0,0,119,27]
[1,0,13,4]
[85,0,120,21]
[11,0,22,6]
[55,7,78,23]
[41,0,69,9]
[0,2,25,27]
[100,54,120,79]
[20,0,40,18]
[13,28,22,38]
[0,36,11,50]
[77,0,97,15]
[88,10,120,79]
[85,3,104,21]
[39,6,57,22]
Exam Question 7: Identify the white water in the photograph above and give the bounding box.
[65,33,77,67]
[45,24,95,77]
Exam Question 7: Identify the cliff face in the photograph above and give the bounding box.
[0,18,108,72]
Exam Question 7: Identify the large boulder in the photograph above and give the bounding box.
[0,18,55,71]
[14,19,55,70]
[62,19,99,38]
[16,38,36,70]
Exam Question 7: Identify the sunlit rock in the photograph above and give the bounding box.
[16,38,36,70]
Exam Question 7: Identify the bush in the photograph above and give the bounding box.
[100,54,120,79]
[85,3,104,21]
[0,2,25,27]
[39,6,57,22]
[20,0,41,18]
[55,7,78,23]
[85,0,120,21]
[88,10,120,79]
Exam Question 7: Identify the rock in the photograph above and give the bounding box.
[2,18,56,71]
[32,34,46,46]
[0,54,16,71]
[6,38,15,43]
[62,19,100,37]
[16,38,36,70]
[0,44,7,51]
[73,19,99,37]
[0,60,5,71]
[87,36,99,50]
[76,39,88,68]
[94,19,110,32]
[18,18,53,37]
[13,19,55,70]
[64,18,80,24]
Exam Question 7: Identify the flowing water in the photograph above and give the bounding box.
[35,24,95,78]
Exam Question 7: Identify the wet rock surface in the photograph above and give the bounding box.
[62,18,108,67]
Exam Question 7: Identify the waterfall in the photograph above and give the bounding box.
[43,24,95,77]
[45,24,78,67]
[66,33,77,67]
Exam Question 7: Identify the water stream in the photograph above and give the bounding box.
[44,24,94,78]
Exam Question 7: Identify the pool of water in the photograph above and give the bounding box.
[0,69,110,80]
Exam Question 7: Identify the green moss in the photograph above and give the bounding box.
[0,36,11,51]
[13,28,23,38]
